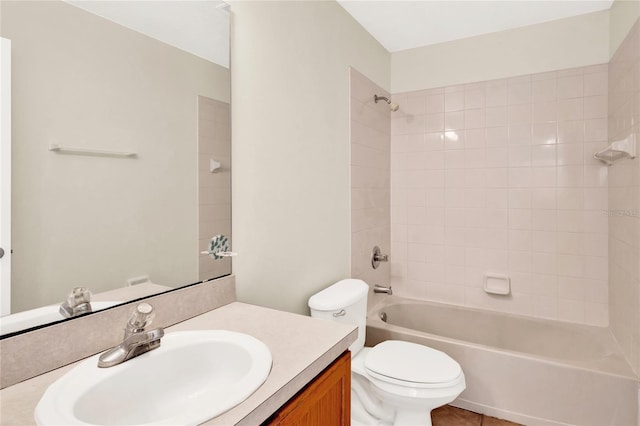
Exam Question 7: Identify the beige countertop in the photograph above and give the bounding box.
[0,302,357,425]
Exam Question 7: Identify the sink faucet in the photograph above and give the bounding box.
[98,303,164,368]
[59,287,93,318]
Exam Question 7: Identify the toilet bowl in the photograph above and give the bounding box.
[309,279,465,426]
[353,343,466,425]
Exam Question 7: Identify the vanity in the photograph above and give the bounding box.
[0,276,356,425]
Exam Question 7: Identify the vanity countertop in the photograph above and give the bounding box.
[0,302,357,425]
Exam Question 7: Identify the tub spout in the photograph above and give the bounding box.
[374,284,392,295]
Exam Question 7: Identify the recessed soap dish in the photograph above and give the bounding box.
[483,273,511,295]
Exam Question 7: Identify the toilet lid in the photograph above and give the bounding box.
[364,340,461,384]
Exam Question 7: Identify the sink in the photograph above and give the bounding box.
[0,301,122,335]
[35,330,273,425]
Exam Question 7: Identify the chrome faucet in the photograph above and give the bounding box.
[373,284,393,295]
[98,302,164,368]
[59,287,93,318]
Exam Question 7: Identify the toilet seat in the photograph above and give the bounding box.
[364,341,463,388]
[352,343,466,417]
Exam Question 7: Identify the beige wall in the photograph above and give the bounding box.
[350,68,391,298]
[230,1,390,314]
[609,0,640,56]
[608,18,640,374]
[391,10,610,94]
[1,1,230,312]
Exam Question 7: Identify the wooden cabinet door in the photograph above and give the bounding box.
[265,351,351,426]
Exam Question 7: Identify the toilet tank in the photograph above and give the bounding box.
[308,279,368,355]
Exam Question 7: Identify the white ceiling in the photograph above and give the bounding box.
[337,0,614,52]
[66,1,229,68]
[66,1,614,66]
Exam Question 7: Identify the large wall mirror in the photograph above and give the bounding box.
[0,0,231,336]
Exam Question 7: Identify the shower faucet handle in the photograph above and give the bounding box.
[374,252,388,262]
[371,246,389,269]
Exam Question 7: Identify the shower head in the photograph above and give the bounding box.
[374,94,399,112]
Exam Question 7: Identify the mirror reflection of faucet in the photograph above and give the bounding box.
[59,287,93,318]
[98,302,164,368]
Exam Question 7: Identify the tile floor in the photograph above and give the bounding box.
[432,405,523,426]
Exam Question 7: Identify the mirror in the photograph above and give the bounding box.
[0,0,231,336]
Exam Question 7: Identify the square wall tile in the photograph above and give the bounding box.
[386,64,610,326]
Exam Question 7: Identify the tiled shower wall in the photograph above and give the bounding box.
[198,96,232,281]
[608,20,640,374]
[390,65,610,325]
[350,68,391,291]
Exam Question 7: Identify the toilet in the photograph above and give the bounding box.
[308,279,465,426]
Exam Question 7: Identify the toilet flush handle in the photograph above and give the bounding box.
[333,309,346,317]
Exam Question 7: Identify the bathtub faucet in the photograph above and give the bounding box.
[374,284,393,295]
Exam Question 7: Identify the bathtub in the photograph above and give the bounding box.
[366,296,639,426]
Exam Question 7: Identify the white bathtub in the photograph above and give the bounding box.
[366,296,639,426]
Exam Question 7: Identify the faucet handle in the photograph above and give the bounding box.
[371,246,389,269]
[127,303,155,331]
[67,287,92,307]
[59,287,93,318]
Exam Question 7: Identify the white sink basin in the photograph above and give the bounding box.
[35,330,272,425]
[0,301,122,335]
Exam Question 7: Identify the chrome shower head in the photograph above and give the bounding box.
[374,94,399,112]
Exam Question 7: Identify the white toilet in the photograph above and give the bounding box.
[308,279,465,426]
